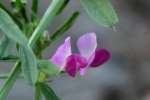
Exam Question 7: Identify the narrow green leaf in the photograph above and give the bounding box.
[0,62,21,100]
[51,11,80,41]
[0,36,16,57]
[0,8,28,46]
[0,8,38,85]
[19,47,39,85]
[0,2,22,28]
[56,0,69,15]
[38,60,60,77]
[80,0,118,28]
[40,83,60,100]
[32,0,38,15]
[0,5,37,99]
[31,0,38,21]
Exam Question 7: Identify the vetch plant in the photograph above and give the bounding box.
[0,0,118,100]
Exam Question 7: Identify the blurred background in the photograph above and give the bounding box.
[1,0,150,100]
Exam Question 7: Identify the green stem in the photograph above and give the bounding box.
[0,56,18,61]
[29,0,67,47]
[32,0,38,14]
[16,0,29,22]
[35,83,42,100]
[31,0,38,21]
[0,62,21,100]
[0,74,23,79]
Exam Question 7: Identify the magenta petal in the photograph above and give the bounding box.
[75,54,87,68]
[50,37,71,70]
[65,54,87,77]
[77,33,97,60]
[90,48,111,67]
[65,55,77,77]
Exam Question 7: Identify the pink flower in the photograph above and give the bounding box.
[50,33,110,77]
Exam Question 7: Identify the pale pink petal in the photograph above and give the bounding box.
[90,48,111,67]
[50,37,71,70]
[80,68,87,76]
[79,54,95,76]
[77,33,97,76]
[77,32,97,60]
